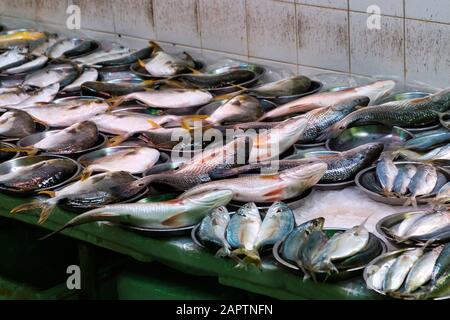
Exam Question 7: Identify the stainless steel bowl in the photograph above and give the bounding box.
[18,131,107,158]
[206,64,265,95]
[0,155,81,196]
[0,120,49,143]
[326,125,414,152]
[355,161,448,206]
[274,228,387,282]
[255,80,323,105]
[77,146,170,176]
[363,248,450,300]
[376,210,450,247]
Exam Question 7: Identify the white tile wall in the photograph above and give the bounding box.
[0,0,449,87]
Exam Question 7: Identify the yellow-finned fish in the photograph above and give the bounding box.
[0,31,46,48]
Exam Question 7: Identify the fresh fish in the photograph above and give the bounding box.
[0,87,33,106]
[211,142,383,184]
[140,41,195,77]
[299,96,370,143]
[74,43,131,66]
[384,247,425,293]
[226,203,262,266]
[403,128,450,151]
[81,80,154,98]
[376,153,398,195]
[391,211,429,238]
[173,69,255,89]
[432,243,450,284]
[281,217,325,263]
[367,258,396,291]
[109,88,213,110]
[392,164,417,195]
[406,165,438,207]
[259,80,395,121]
[248,76,312,97]
[403,211,450,238]
[0,159,75,192]
[14,83,60,108]
[47,38,96,59]
[11,171,143,224]
[0,108,36,138]
[23,63,80,88]
[63,67,98,92]
[298,230,328,278]
[434,182,450,205]
[180,162,327,203]
[31,33,59,56]
[22,99,110,127]
[335,233,383,269]
[0,48,29,70]
[398,143,450,163]
[4,55,48,74]
[98,46,153,67]
[404,247,443,294]
[42,190,234,239]
[323,88,450,139]
[0,31,46,48]
[139,127,194,150]
[254,202,295,250]
[197,206,231,256]
[80,147,160,178]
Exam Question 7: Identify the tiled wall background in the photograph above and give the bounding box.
[1,0,449,87]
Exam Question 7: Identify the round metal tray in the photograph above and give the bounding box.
[255,80,323,105]
[273,228,387,282]
[18,131,107,158]
[326,125,414,152]
[363,248,450,300]
[355,161,448,206]
[0,154,81,196]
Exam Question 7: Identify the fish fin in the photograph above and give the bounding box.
[186,66,202,75]
[37,190,56,198]
[212,91,244,102]
[106,96,126,108]
[183,52,195,63]
[80,168,93,181]
[181,115,210,131]
[163,79,188,89]
[0,146,38,156]
[230,248,261,268]
[141,79,158,87]
[403,196,417,208]
[107,134,130,147]
[145,119,161,129]
[137,58,147,69]
[10,200,56,224]
[148,41,162,53]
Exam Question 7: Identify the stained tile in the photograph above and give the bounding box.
[35,0,69,25]
[72,0,115,32]
[406,0,450,24]
[296,0,348,10]
[113,0,156,39]
[349,0,403,17]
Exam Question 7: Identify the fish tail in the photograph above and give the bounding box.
[11,199,57,224]
[80,168,93,181]
[106,96,127,108]
[163,79,188,89]
[230,248,261,268]
[181,115,210,131]
[0,146,38,156]
[212,91,243,102]
[107,134,130,147]
[137,58,147,69]
[186,66,202,75]
[148,41,162,53]
[404,196,418,208]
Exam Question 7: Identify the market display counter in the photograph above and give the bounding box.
[0,194,382,300]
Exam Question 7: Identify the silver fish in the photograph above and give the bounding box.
[63,67,98,92]
[5,55,48,74]
[0,108,36,138]
[202,95,263,125]
[14,83,60,108]
[398,143,450,163]
[392,164,417,195]
[376,153,398,195]
[367,258,396,291]
[406,165,437,207]
[248,76,312,97]
[23,63,79,88]
[403,128,450,152]
[197,206,231,256]
[404,247,443,294]
[403,211,450,238]
[0,48,29,71]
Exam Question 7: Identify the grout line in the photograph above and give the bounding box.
[403,0,407,82]
[244,0,250,59]
[347,0,352,74]
[295,3,300,67]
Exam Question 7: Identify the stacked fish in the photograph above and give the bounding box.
[366,243,450,299]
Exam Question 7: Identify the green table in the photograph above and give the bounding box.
[0,193,382,300]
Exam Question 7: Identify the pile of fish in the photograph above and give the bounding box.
[197,202,295,267]
[366,244,450,299]
[279,217,383,281]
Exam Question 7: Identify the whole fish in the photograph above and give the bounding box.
[14,83,60,108]
[367,258,396,291]
[403,128,450,151]
[0,48,29,70]
[140,41,195,77]
[281,217,325,263]
[0,31,46,48]
[402,211,450,238]
[298,230,328,279]
[5,55,48,74]
[404,247,443,294]
[2,121,98,155]
[98,46,153,67]
[323,88,450,139]
[434,182,450,205]
[63,67,98,92]
[376,153,398,195]
[226,203,262,266]
[259,80,395,121]
[80,147,160,178]
[23,99,110,127]
[139,127,194,150]
[335,233,383,270]
[173,69,255,88]
[406,165,438,207]
[81,80,154,98]
[398,143,450,163]
[47,38,95,59]
[31,33,59,56]
[254,202,295,250]
[0,158,75,192]
[247,76,312,97]
[299,96,370,143]
[384,247,425,293]
[11,171,144,224]
[197,206,231,256]
[392,164,417,195]
[0,87,32,107]
[211,142,383,184]
[0,108,36,138]
[180,162,327,203]
[23,63,79,88]
[136,136,252,191]
[109,88,213,110]
[42,190,234,239]
[432,243,450,284]
[390,211,429,238]
[74,43,131,66]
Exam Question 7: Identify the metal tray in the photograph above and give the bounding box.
[18,131,107,158]
[273,229,387,282]
[326,124,414,152]
[0,155,81,196]
[77,146,170,176]
[355,161,448,206]
[254,80,323,105]
[363,248,450,300]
